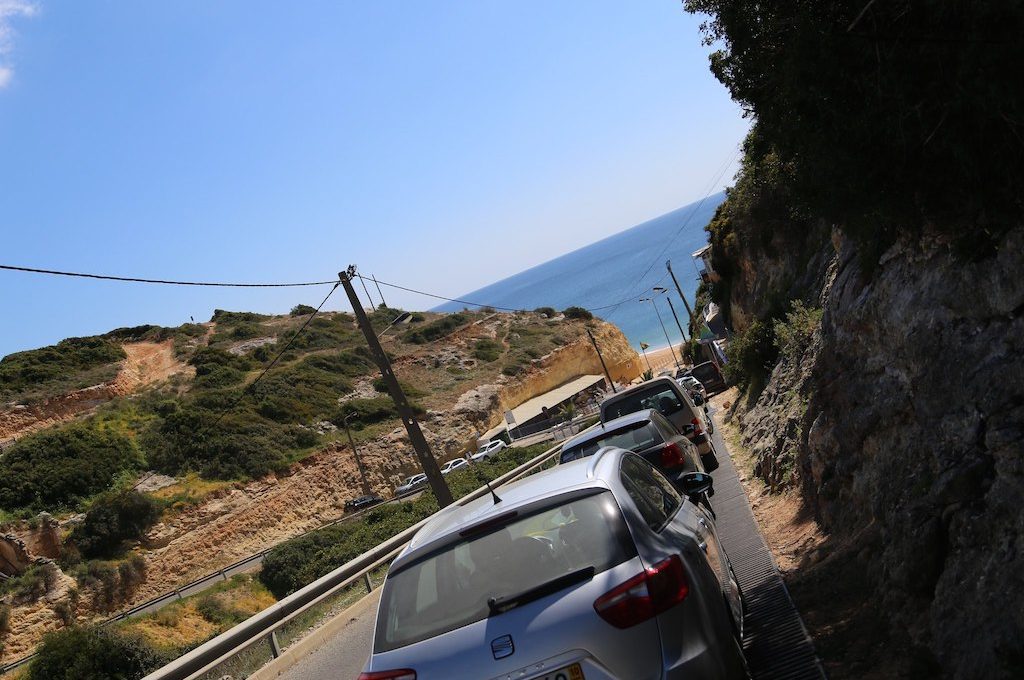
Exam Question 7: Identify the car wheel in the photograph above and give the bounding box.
[723,568,748,679]
[701,450,720,473]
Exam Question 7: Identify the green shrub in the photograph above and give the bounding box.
[773,301,823,363]
[195,594,244,627]
[0,563,58,603]
[0,423,143,513]
[189,347,254,374]
[73,556,146,611]
[533,307,557,318]
[0,602,10,637]
[0,336,126,402]
[723,320,778,392]
[562,306,593,320]
[72,491,162,559]
[473,339,502,362]
[402,313,468,344]
[290,304,317,316]
[331,397,424,430]
[502,364,525,377]
[210,310,270,324]
[28,625,169,680]
[370,376,425,397]
[409,313,425,323]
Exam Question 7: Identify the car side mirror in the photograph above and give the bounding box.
[692,394,705,406]
[679,472,713,499]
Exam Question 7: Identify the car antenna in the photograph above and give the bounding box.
[485,480,502,504]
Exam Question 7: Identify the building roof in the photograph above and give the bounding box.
[481,374,606,440]
[691,244,712,259]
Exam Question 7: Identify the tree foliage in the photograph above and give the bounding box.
[0,423,142,513]
[72,491,162,559]
[28,625,169,680]
[685,0,1024,255]
[0,337,126,402]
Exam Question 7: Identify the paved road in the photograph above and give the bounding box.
[274,420,823,680]
[277,587,382,680]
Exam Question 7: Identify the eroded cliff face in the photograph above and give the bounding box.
[496,321,640,424]
[731,226,1024,678]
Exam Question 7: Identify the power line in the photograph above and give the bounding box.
[0,264,337,287]
[359,275,526,313]
[596,145,741,324]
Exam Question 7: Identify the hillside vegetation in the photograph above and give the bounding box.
[0,303,636,671]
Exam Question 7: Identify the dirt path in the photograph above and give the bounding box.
[0,340,190,444]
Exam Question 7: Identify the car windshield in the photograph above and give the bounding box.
[374,491,634,652]
[603,386,686,420]
[560,421,663,463]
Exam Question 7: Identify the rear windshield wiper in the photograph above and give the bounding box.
[487,566,596,616]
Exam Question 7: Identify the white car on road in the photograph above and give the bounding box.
[440,458,468,475]
[470,440,507,462]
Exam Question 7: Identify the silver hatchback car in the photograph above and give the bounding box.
[360,447,746,680]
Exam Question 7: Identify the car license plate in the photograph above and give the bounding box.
[535,663,584,680]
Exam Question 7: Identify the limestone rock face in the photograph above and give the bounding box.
[727,224,1024,678]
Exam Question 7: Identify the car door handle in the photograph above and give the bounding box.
[698,517,709,529]
[698,541,708,553]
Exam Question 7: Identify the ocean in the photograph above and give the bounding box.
[435,192,725,350]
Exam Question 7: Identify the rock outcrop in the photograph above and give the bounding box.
[727,225,1024,678]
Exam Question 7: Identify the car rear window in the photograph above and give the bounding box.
[559,421,664,463]
[603,385,686,421]
[690,363,720,384]
[374,491,635,652]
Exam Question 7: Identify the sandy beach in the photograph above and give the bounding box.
[639,343,689,374]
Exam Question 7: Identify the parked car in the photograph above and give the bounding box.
[685,361,727,395]
[560,410,703,481]
[395,473,428,497]
[440,458,468,475]
[361,447,746,680]
[471,439,507,462]
[600,377,719,471]
[676,373,707,401]
[345,494,385,512]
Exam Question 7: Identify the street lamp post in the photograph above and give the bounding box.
[639,342,652,373]
[640,295,681,370]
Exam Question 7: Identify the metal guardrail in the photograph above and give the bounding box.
[142,437,574,680]
[0,489,412,676]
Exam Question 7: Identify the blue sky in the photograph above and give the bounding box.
[0,1,748,358]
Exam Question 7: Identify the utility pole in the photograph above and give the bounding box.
[665,297,691,366]
[586,327,617,393]
[371,274,388,308]
[666,260,697,334]
[342,412,370,494]
[339,267,453,507]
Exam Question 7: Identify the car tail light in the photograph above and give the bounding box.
[358,670,416,680]
[660,442,686,468]
[593,555,689,628]
[690,418,704,435]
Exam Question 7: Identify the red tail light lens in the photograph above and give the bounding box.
[358,671,416,680]
[660,442,686,468]
[690,418,703,435]
[593,555,689,628]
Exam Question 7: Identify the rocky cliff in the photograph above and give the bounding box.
[728,225,1024,678]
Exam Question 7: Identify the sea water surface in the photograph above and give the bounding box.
[435,192,724,350]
